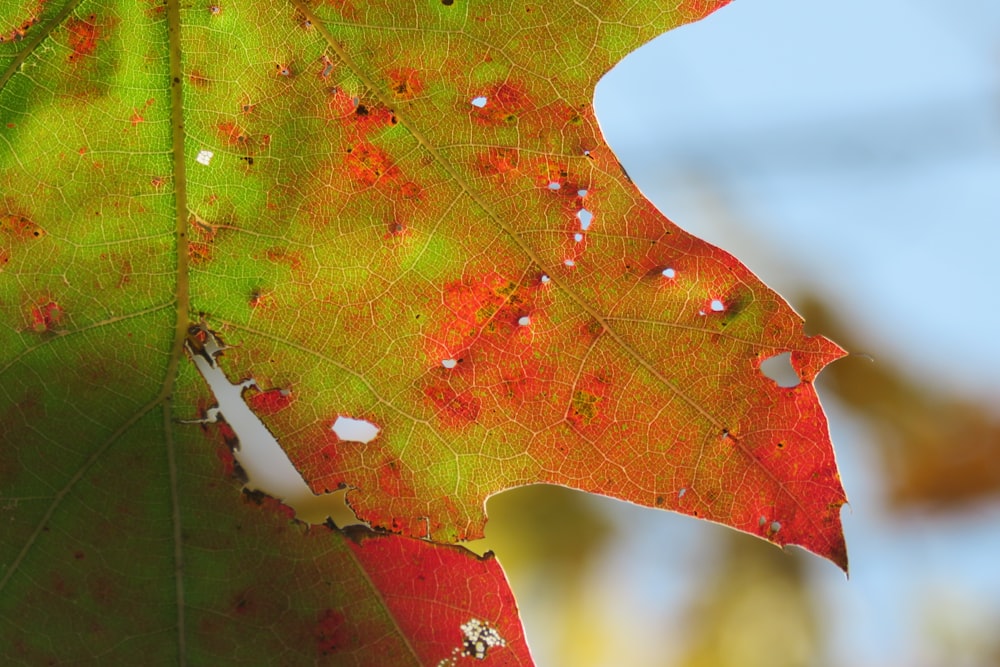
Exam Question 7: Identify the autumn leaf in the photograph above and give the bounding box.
[0,0,846,663]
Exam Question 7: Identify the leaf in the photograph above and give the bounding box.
[0,0,847,662]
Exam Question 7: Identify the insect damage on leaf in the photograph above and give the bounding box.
[0,0,844,663]
[438,618,507,665]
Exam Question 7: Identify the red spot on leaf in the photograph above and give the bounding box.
[315,609,351,656]
[263,246,303,270]
[424,383,481,424]
[216,121,251,146]
[327,87,357,118]
[471,82,531,126]
[66,15,100,62]
[431,273,545,360]
[351,101,395,131]
[246,387,293,415]
[50,573,76,599]
[345,143,399,187]
[188,69,210,87]
[399,181,422,200]
[29,300,63,333]
[188,242,212,263]
[388,67,423,100]
[215,442,236,478]
[475,147,520,177]
[378,457,415,499]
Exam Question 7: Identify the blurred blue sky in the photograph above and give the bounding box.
[596,0,1000,398]
[513,1,1000,665]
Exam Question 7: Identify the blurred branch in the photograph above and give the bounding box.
[802,297,1000,510]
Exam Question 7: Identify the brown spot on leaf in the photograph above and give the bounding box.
[1,212,45,242]
[0,2,43,43]
[216,121,251,146]
[345,143,399,187]
[388,67,423,100]
[67,15,100,62]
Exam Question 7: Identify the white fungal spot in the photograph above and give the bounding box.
[461,618,505,660]
[563,258,575,267]
[710,299,725,312]
[470,96,487,108]
[661,267,676,279]
[759,515,767,528]
[331,416,380,444]
[547,181,561,190]
[195,150,214,166]
[770,521,782,533]
[442,358,458,369]
[576,208,593,230]
[573,232,583,242]
[517,315,530,326]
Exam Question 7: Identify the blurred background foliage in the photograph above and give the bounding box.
[473,1,1000,665]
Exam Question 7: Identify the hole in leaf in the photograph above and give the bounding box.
[331,416,381,444]
[573,233,583,243]
[517,315,530,326]
[661,267,676,279]
[442,358,458,369]
[760,352,800,388]
[470,96,487,108]
[547,181,561,190]
[577,188,588,197]
[576,208,593,230]
[710,299,725,312]
[184,334,365,526]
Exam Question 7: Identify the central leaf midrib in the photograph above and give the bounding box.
[166,0,192,662]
